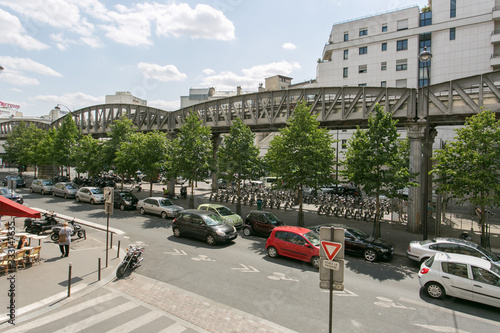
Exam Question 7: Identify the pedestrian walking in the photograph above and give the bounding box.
[58,222,72,257]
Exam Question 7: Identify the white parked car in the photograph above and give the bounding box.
[418,252,500,308]
[137,197,184,219]
[30,179,54,195]
[75,187,104,204]
[407,237,500,265]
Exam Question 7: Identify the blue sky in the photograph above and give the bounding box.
[0,0,428,117]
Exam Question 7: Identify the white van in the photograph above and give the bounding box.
[262,177,278,189]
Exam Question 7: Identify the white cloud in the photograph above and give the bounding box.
[0,56,63,77]
[148,99,179,111]
[32,92,103,109]
[0,9,49,50]
[138,62,187,82]
[282,42,296,50]
[200,61,301,90]
[202,68,215,75]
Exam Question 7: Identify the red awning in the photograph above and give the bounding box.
[0,195,41,218]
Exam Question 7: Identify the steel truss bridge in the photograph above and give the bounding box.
[1,71,500,232]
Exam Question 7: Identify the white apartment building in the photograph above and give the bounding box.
[316,0,498,89]
[105,91,147,106]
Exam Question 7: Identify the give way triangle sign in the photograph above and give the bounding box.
[321,241,343,260]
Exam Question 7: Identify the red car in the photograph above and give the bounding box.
[265,226,320,268]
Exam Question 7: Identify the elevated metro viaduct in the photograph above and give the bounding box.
[2,71,500,234]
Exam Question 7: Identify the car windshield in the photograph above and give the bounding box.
[204,213,225,226]
[159,199,174,206]
[303,231,320,246]
[0,188,9,195]
[42,181,54,185]
[91,188,103,194]
[348,228,369,240]
[216,207,233,216]
[121,193,135,200]
[65,184,77,189]
[266,213,282,225]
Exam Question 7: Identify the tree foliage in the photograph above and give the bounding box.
[170,111,213,208]
[52,115,80,174]
[265,101,335,226]
[432,110,500,247]
[342,104,414,237]
[218,117,264,215]
[102,116,136,170]
[73,135,103,177]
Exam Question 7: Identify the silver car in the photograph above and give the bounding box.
[30,179,54,195]
[52,182,79,199]
[137,197,184,219]
[407,237,500,265]
[75,187,104,204]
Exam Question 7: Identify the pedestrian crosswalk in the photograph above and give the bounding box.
[0,289,203,333]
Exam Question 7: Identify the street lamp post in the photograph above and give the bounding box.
[418,46,432,240]
[0,65,4,73]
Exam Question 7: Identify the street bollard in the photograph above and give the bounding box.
[98,258,101,281]
[68,262,72,297]
[117,240,121,258]
[110,233,113,249]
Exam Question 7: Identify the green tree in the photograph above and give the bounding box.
[342,104,414,238]
[170,111,213,208]
[218,118,264,215]
[102,116,136,170]
[53,115,80,176]
[432,110,500,247]
[73,135,103,177]
[265,101,336,227]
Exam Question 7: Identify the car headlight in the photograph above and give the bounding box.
[380,248,389,252]
[215,230,226,236]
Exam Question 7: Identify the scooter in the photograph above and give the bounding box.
[116,244,144,278]
[24,213,59,235]
[50,220,86,242]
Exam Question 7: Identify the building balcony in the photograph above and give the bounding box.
[492,31,500,43]
[494,6,500,20]
[490,54,500,67]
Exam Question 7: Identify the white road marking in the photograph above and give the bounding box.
[267,272,299,281]
[191,255,215,261]
[104,311,164,333]
[373,296,415,310]
[321,288,358,297]
[231,264,259,273]
[164,249,187,255]
[413,324,470,332]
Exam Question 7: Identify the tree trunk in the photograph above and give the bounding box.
[189,181,195,208]
[236,178,242,216]
[373,194,381,238]
[298,184,304,227]
[480,204,487,248]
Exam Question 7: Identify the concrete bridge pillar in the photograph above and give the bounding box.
[406,123,425,233]
[211,134,222,192]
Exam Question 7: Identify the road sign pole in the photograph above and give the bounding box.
[329,227,334,333]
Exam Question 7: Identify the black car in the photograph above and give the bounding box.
[320,184,361,197]
[0,187,24,204]
[114,191,139,210]
[243,211,285,237]
[2,175,26,188]
[308,224,394,262]
[172,209,238,245]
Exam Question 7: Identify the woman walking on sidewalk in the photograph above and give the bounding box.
[58,222,72,257]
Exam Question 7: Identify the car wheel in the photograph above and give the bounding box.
[206,234,216,246]
[76,196,80,202]
[140,207,146,215]
[426,282,445,299]
[52,191,56,197]
[41,190,45,195]
[311,256,320,269]
[64,193,68,199]
[120,204,125,211]
[363,248,378,262]
[267,246,279,258]
[173,227,181,238]
[30,187,34,193]
[161,211,168,219]
[90,199,95,205]
[242,226,252,236]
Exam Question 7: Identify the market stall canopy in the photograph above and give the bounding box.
[0,195,41,218]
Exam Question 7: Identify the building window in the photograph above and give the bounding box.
[343,67,348,78]
[420,11,432,27]
[382,43,387,51]
[382,24,388,32]
[359,46,367,55]
[450,28,456,40]
[343,49,348,60]
[381,62,387,71]
[359,65,367,74]
[396,79,407,88]
[358,83,367,87]
[344,32,349,41]
[396,59,408,71]
[450,0,456,18]
[397,39,408,51]
[397,19,408,31]
[341,139,347,149]
[381,81,387,87]
[359,28,368,36]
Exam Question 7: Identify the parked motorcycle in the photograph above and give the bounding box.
[116,244,144,278]
[50,220,86,242]
[24,213,60,235]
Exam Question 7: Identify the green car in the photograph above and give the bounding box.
[197,203,244,229]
